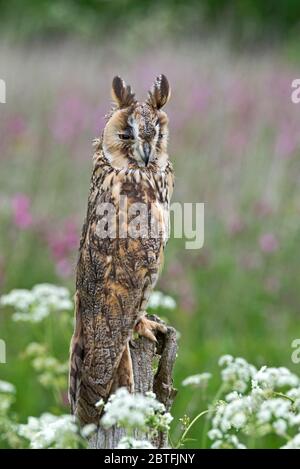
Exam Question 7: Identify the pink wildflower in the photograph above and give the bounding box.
[11,193,33,229]
[259,233,279,253]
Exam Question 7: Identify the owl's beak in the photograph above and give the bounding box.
[142,143,151,166]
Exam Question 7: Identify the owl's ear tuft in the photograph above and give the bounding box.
[111,76,136,109]
[147,74,171,110]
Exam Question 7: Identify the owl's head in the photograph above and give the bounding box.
[102,75,171,169]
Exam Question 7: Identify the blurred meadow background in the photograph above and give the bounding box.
[1,0,300,448]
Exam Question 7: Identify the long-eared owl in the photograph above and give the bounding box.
[69,75,174,425]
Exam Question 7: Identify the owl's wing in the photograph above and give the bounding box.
[69,163,150,425]
[69,157,174,425]
[69,281,140,425]
[165,161,175,241]
[68,291,83,415]
[166,160,175,201]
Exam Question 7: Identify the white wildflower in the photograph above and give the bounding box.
[154,411,173,431]
[182,372,212,387]
[18,413,80,449]
[228,434,247,449]
[257,398,291,424]
[117,436,155,449]
[210,433,246,449]
[161,295,176,309]
[0,380,16,394]
[209,355,300,449]
[0,289,34,310]
[219,356,257,393]
[0,380,15,415]
[273,419,287,436]
[211,439,223,449]
[81,424,97,438]
[231,412,247,429]
[256,408,272,423]
[148,291,163,309]
[101,388,170,434]
[286,388,300,413]
[1,284,73,322]
[225,391,240,402]
[281,433,300,449]
[148,291,176,310]
[255,366,299,391]
[218,355,233,367]
[208,428,223,440]
[288,413,300,426]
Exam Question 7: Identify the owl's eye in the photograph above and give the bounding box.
[158,133,164,139]
[118,129,134,141]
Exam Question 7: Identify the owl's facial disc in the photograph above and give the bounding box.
[123,108,157,167]
[103,106,168,170]
[103,76,170,170]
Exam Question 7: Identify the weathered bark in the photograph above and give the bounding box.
[88,315,178,449]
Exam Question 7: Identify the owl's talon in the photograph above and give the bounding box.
[135,316,167,342]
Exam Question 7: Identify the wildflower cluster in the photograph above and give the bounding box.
[182,372,212,388]
[18,413,95,449]
[100,388,173,449]
[0,380,20,447]
[117,436,155,449]
[0,284,73,322]
[207,356,300,449]
[148,291,176,311]
[3,280,300,450]
[24,342,68,392]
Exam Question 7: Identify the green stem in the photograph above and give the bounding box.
[201,383,226,449]
[273,392,295,404]
[176,409,210,449]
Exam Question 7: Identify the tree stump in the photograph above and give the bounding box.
[88,315,178,449]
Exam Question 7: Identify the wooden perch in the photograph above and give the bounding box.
[88,315,178,449]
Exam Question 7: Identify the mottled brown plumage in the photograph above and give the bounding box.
[69,75,174,425]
